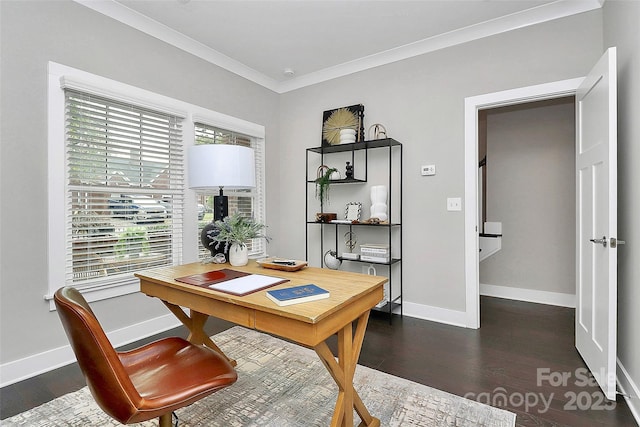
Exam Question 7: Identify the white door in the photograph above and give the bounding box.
[575,47,618,401]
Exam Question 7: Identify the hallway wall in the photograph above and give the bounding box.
[480,98,576,297]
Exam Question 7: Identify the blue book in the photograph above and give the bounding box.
[266,284,330,306]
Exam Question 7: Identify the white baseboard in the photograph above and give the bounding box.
[402,301,469,328]
[403,285,574,328]
[617,358,640,425]
[0,314,180,388]
[480,283,576,308]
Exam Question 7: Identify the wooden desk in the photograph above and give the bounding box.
[135,261,385,427]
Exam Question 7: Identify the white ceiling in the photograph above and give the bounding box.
[77,0,602,93]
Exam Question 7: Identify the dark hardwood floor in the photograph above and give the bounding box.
[1,296,636,426]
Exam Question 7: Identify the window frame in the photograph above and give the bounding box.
[46,62,266,309]
[193,122,267,259]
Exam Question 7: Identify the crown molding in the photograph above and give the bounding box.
[74,0,602,94]
[73,0,280,92]
[278,0,602,93]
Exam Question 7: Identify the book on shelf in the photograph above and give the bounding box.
[266,284,330,306]
[360,244,390,257]
[361,247,389,254]
[360,255,390,263]
[360,243,389,250]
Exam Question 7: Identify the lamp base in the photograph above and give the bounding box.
[201,223,228,259]
[202,187,229,260]
[213,194,228,221]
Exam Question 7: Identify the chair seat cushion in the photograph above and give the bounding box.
[119,337,237,423]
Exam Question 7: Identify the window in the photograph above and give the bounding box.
[65,90,184,289]
[194,123,266,259]
[47,62,265,306]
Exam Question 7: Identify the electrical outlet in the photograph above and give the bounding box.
[447,197,462,211]
[421,164,436,176]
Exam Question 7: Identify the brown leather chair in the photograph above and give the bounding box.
[54,287,237,427]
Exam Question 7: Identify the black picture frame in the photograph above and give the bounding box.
[321,104,365,147]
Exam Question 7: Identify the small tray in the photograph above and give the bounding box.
[256,258,308,272]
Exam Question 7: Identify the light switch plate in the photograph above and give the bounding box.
[447,197,462,211]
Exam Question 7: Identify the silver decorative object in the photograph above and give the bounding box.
[368,123,387,140]
[344,231,357,253]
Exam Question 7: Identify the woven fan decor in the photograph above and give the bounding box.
[321,104,365,146]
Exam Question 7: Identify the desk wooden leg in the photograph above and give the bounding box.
[314,311,380,427]
[161,302,236,367]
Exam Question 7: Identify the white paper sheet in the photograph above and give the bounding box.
[209,273,286,295]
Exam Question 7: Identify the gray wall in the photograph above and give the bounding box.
[278,11,603,313]
[603,0,640,411]
[3,0,637,405]
[0,1,280,363]
[479,98,576,295]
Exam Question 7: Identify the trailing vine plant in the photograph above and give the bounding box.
[315,167,338,211]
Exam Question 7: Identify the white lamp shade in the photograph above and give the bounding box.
[188,144,256,190]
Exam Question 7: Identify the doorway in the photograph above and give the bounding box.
[463,78,583,329]
[478,97,576,308]
[465,50,619,400]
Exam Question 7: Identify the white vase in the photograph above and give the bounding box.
[369,185,388,221]
[228,243,249,266]
[339,128,356,144]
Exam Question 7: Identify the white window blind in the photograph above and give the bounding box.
[194,123,266,259]
[65,90,184,288]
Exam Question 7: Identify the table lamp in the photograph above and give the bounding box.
[188,144,256,257]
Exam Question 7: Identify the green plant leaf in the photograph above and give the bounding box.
[315,167,338,208]
[209,212,270,249]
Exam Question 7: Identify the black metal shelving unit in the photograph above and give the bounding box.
[305,138,403,321]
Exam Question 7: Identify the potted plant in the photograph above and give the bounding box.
[210,212,269,266]
[315,166,339,222]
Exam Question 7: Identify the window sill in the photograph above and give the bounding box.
[46,277,140,311]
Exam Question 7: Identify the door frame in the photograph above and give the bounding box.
[463,77,584,329]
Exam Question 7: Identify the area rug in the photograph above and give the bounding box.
[4,326,515,426]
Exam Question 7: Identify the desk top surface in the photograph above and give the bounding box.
[135,260,387,325]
